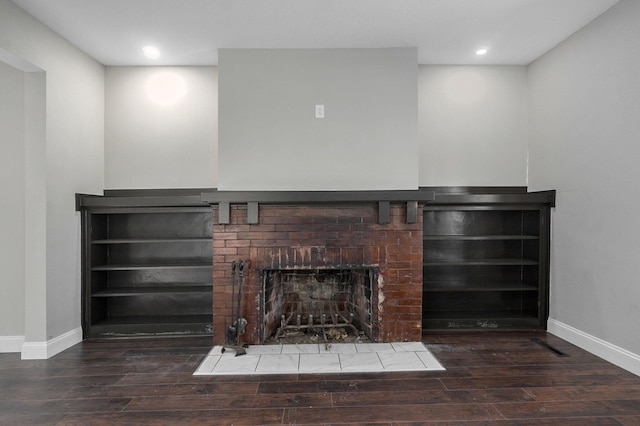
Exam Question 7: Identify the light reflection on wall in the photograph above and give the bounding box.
[145,71,187,106]
[443,70,488,105]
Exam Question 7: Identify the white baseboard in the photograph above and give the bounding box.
[0,335,25,353]
[21,327,83,360]
[548,318,640,377]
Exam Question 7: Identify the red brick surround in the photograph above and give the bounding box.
[212,203,423,345]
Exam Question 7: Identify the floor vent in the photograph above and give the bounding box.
[531,338,569,357]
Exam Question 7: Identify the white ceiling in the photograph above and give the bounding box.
[12,0,619,66]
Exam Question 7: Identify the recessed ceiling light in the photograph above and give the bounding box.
[476,48,488,56]
[143,45,161,59]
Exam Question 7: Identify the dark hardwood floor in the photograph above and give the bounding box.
[1,331,639,425]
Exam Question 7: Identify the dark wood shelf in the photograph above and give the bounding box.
[424,259,539,266]
[79,200,214,339]
[91,238,211,244]
[422,196,552,331]
[92,262,212,271]
[424,282,538,292]
[424,235,539,241]
[93,315,212,325]
[88,315,213,337]
[92,286,213,297]
[422,315,541,330]
[423,310,539,320]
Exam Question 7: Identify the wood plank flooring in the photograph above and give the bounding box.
[1,331,639,425]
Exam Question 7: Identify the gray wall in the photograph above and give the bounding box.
[529,0,640,355]
[218,48,418,190]
[0,60,25,337]
[0,0,104,352]
[418,66,528,186]
[105,67,218,189]
[104,63,530,190]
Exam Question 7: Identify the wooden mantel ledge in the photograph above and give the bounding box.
[200,190,435,225]
[199,189,435,204]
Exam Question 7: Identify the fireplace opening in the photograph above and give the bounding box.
[261,268,376,344]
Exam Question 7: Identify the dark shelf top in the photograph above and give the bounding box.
[77,188,555,209]
[423,235,539,241]
[91,238,212,244]
[92,286,213,297]
[429,190,556,206]
[92,263,213,271]
[423,259,539,266]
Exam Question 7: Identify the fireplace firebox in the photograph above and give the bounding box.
[261,267,376,343]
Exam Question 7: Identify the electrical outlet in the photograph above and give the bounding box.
[315,104,325,119]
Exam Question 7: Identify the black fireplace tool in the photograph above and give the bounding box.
[223,260,248,356]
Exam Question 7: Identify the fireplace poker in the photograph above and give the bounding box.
[224,260,237,347]
[234,260,249,355]
[223,260,247,356]
[222,260,237,353]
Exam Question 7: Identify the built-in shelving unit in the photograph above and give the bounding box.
[422,189,554,330]
[77,187,553,337]
[78,191,214,339]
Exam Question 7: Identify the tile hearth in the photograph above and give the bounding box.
[194,342,445,376]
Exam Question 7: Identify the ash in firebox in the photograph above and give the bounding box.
[264,327,371,345]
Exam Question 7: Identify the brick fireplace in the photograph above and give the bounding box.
[210,198,426,345]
